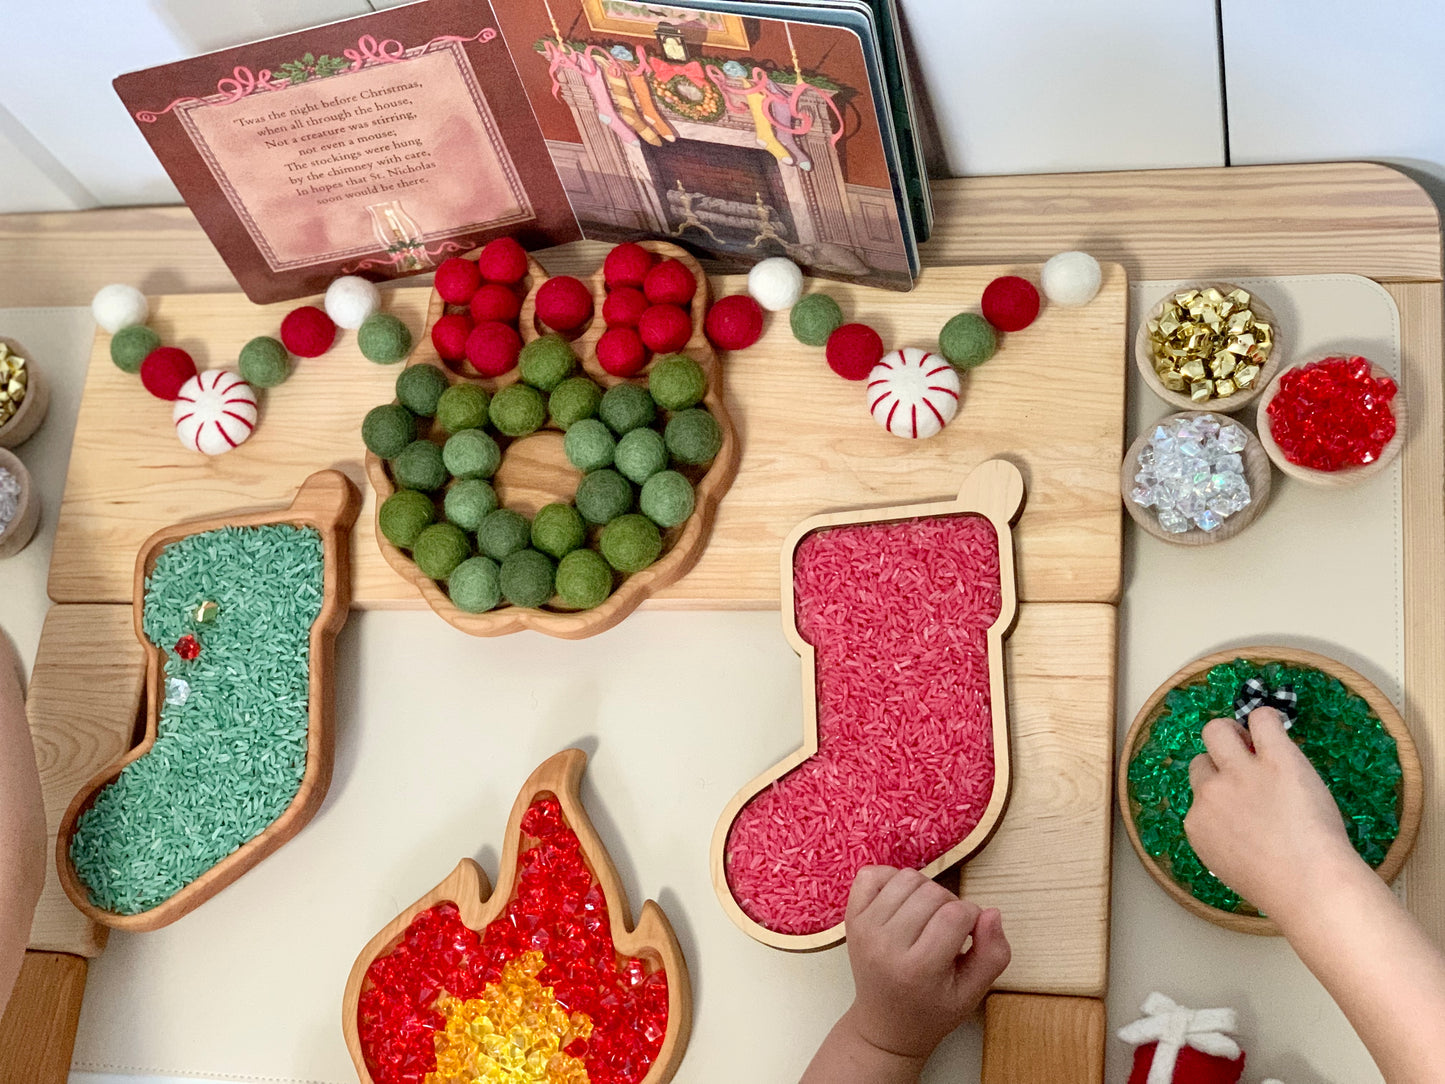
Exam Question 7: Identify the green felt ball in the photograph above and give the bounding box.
[110,325,162,374]
[477,508,532,560]
[489,384,546,438]
[499,548,555,608]
[530,502,586,559]
[575,469,633,525]
[648,354,707,410]
[396,364,450,417]
[443,428,501,479]
[598,382,656,435]
[447,556,502,613]
[600,514,662,573]
[564,418,616,472]
[555,548,613,610]
[378,489,436,547]
[549,377,603,429]
[939,312,997,370]
[412,522,471,581]
[790,293,844,346]
[665,408,722,465]
[640,470,696,528]
[614,427,667,484]
[435,383,490,434]
[358,313,413,364]
[519,334,577,392]
[237,335,290,388]
[443,479,498,531]
[363,404,417,459]
[392,439,447,492]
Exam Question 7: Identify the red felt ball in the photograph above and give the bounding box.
[465,321,523,377]
[602,286,649,328]
[140,346,198,401]
[638,303,692,353]
[643,258,697,306]
[603,242,655,289]
[705,294,764,351]
[825,323,884,380]
[981,275,1041,332]
[596,327,647,377]
[434,257,482,305]
[468,283,521,325]
[535,276,594,333]
[431,313,473,362]
[280,305,337,358]
[476,236,529,285]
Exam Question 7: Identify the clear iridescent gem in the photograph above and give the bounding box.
[1133,414,1253,533]
[165,677,190,706]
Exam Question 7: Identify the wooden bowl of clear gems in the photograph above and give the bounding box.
[1135,284,1280,415]
[0,447,38,559]
[1120,411,1271,546]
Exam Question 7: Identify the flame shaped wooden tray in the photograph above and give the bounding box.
[55,470,361,931]
[364,240,739,639]
[711,459,1025,950]
[343,748,692,1083]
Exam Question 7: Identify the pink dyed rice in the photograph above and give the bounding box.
[724,514,1002,935]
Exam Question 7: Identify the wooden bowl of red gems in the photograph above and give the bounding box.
[362,239,740,640]
[1255,355,1405,486]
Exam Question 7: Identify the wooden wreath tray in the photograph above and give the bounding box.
[343,748,691,1084]
[55,470,360,931]
[364,239,740,639]
[712,459,1024,950]
[1119,644,1424,935]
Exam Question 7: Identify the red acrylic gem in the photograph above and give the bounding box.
[1266,355,1398,471]
[173,634,201,661]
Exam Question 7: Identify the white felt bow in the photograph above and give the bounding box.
[1116,992,1243,1084]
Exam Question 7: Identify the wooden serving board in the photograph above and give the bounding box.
[50,262,1126,607]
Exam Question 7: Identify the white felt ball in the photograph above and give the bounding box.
[324,275,382,330]
[1040,251,1102,307]
[747,256,804,312]
[174,370,258,455]
[91,283,150,333]
[867,347,960,439]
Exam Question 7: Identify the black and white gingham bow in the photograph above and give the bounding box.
[1234,677,1296,730]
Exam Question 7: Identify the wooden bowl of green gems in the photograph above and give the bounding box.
[1118,645,1423,935]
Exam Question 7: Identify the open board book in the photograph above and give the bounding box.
[116,0,929,302]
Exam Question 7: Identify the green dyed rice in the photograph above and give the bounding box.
[68,524,325,914]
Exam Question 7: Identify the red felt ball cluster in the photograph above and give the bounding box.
[598,243,700,372]
[1265,355,1398,471]
[428,238,533,375]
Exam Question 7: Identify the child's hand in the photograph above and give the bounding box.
[842,866,1011,1059]
[1184,707,1359,922]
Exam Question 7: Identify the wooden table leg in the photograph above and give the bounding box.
[0,950,87,1084]
[981,993,1106,1084]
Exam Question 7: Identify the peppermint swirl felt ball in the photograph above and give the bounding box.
[576,469,633,525]
[173,370,258,455]
[531,502,586,559]
[363,403,417,459]
[555,548,613,609]
[519,335,577,392]
[444,478,498,531]
[664,408,723,464]
[939,313,997,370]
[378,489,435,547]
[564,418,616,472]
[549,377,603,428]
[393,439,448,492]
[649,354,706,410]
[640,470,695,528]
[358,313,413,364]
[324,275,381,329]
[435,383,489,434]
[791,293,843,347]
[1040,251,1102,307]
[443,429,501,479]
[499,548,555,607]
[747,256,804,311]
[413,522,471,581]
[598,383,656,434]
[600,513,662,573]
[110,325,161,373]
[238,335,290,388]
[396,364,450,417]
[92,284,149,333]
[489,384,546,438]
[867,347,960,439]
[447,556,502,613]
[478,508,532,560]
[280,305,336,358]
[615,427,667,484]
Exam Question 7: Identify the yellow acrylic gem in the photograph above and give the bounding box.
[1190,379,1214,402]
[1215,378,1237,397]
